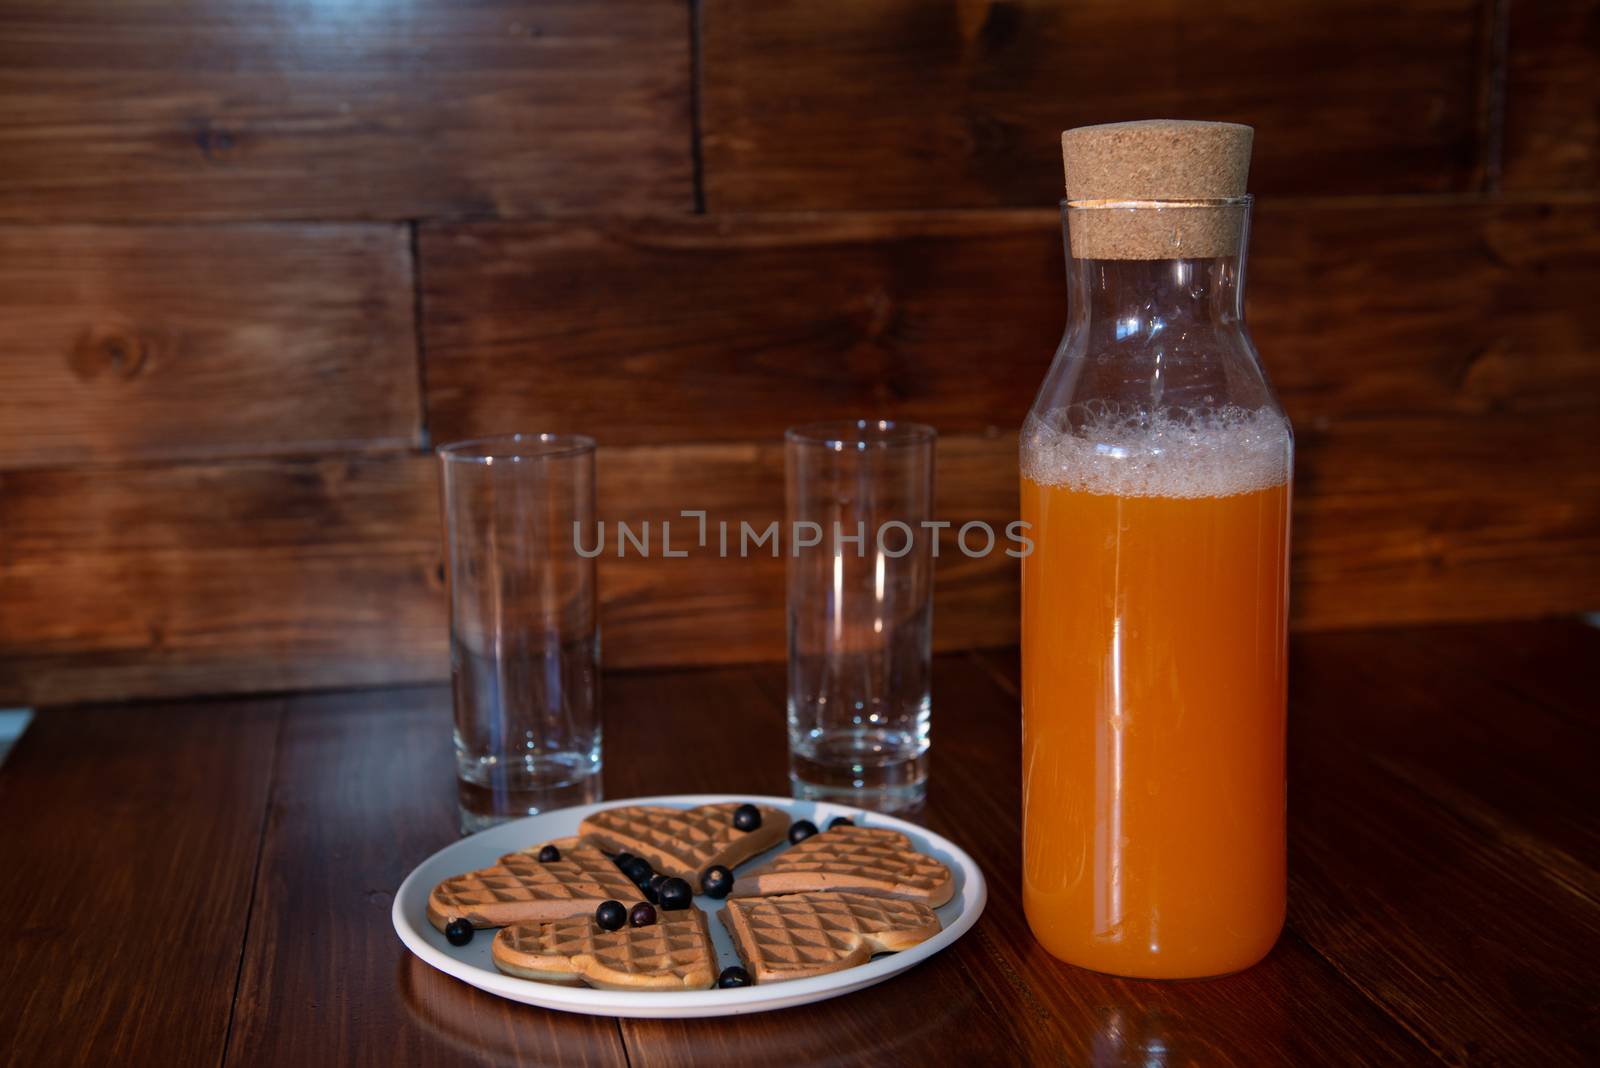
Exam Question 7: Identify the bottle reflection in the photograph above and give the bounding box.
[1092,1006,1171,1068]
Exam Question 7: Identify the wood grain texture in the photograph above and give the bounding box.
[1296,627,1597,864]
[611,654,1431,1066]
[700,0,1486,209]
[0,1,692,220]
[0,437,1016,704]
[423,202,1600,443]
[225,686,630,1067]
[1285,630,1600,1065]
[0,698,281,1068]
[0,225,419,469]
[3,416,1594,706]
[1254,201,1600,625]
[0,454,447,706]
[0,623,1594,1063]
[1502,0,1600,190]
[1290,414,1600,627]
[14,194,1600,707]
[1405,618,1600,724]
[927,653,1434,1067]
[1249,202,1600,426]
[595,433,1021,668]
[973,622,1600,1066]
[420,214,1059,445]
[415,204,1600,659]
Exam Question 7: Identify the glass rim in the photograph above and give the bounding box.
[436,433,596,464]
[785,419,937,450]
[1062,195,1253,210]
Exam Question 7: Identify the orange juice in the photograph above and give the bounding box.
[1020,410,1291,978]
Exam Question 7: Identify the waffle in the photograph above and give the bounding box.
[579,802,787,882]
[728,825,955,907]
[427,836,639,931]
[492,907,716,990]
[720,892,941,984]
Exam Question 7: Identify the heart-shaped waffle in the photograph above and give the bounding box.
[720,891,941,984]
[579,802,787,882]
[727,825,955,906]
[427,836,639,931]
[492,907,716,990]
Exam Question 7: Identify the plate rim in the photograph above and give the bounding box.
[391,793,988,1019]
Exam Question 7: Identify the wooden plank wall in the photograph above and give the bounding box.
[1,0,1596,705]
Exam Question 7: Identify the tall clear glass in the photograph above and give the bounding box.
[1020,199,1293,977]
[785,419,936,813]
[438,434,601,834]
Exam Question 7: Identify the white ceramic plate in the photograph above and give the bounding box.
[392,794,987,1019]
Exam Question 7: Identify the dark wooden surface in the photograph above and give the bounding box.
[418,214,1061,444]
[8,417,1594,706]
[0,454,447,706]
[422,202,1600,445]
[2,2,1595,704]
[13,195,1600,704]
[0,224,419,468]
[1502,0,1600,191]
[0,698,281,1066]
[0,620,1594,1067]
[0,1,692,220]
[699,0,1489,209]
[0,439,1015,706]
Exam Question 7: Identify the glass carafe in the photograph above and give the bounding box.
[1020,196,1293,978]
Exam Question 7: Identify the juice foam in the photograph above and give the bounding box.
[1021,404,1292,499]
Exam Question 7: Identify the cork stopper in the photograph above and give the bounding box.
[1060,120,1253,260]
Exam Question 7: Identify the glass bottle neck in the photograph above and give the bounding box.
[1067,255,1245,332]
[1061,201,1249,342]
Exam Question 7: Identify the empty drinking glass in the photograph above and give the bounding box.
[437,434,601,834]
[785,420,936,812]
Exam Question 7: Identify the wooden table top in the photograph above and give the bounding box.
[2,620,1596,1067]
